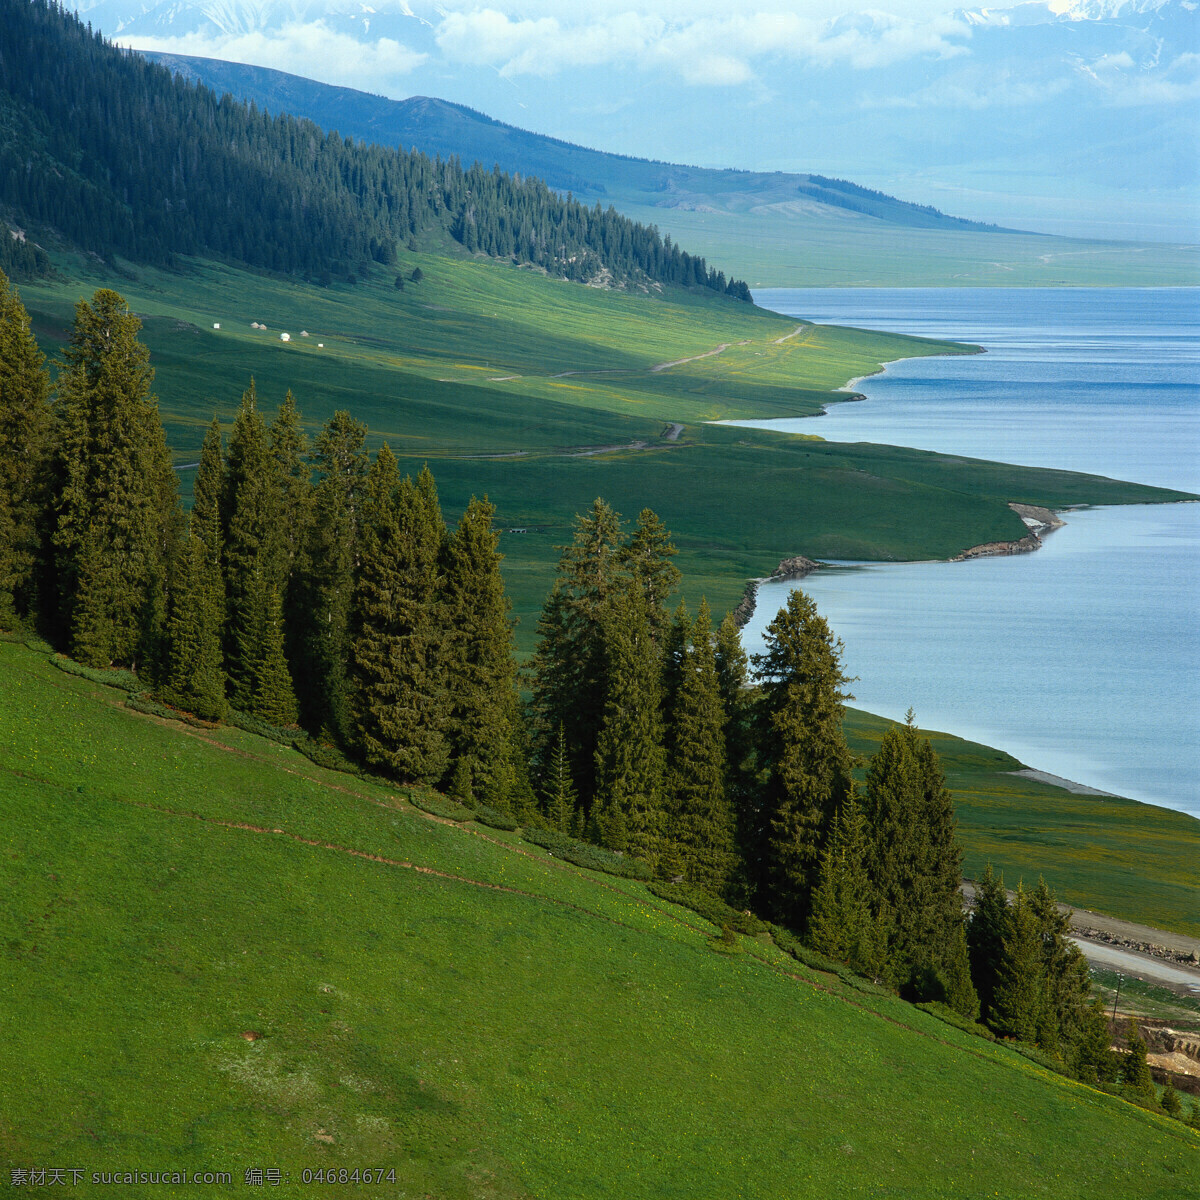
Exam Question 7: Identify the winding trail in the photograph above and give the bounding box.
[650,340,749,372]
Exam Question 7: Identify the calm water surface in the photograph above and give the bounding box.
[737,288,1200,817]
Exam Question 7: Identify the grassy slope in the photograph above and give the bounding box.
[2,638,1197,1197]
[22,252,1190,637]
[617,204,1200,289]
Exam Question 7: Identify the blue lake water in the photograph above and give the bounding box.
[736,288,1200,818]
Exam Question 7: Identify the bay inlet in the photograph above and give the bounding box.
[735,288,1200,818]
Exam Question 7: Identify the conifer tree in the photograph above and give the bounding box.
[715,610,756,901]
[913,730,966,962]
[1029,877,1091,1054]
[1073,1000,1117,1085]
[442,495,524,810]
[530,499,624,806]
[1122,1018,1154,1096]
[967,865,1009,1022]
[593,584,666,864]
[620,507,680,642]
[942,924,981,1021]
[192,418,224,570]
[1161,1084,1182,1119]
[221,380,277,708]
[53,288,178,668]
[348,450,448,782]
[247,577,299,726]
[268,389,311,587]
[991,884,1043,1043]
[809,794,877,976]
[0,270,52,627]
[295,410,369,740]
[542,723,578,832]
[661,600,692,721]
[864,716,967,994]
[752,589,855,931]
[664,600,734,894]
[158,531,226,721]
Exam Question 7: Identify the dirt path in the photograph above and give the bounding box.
[663,423,685,441]
[650,340,749,372]
[773,324,807,344]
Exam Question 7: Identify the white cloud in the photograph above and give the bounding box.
[120,22,427,92]
[1076,49,1200,104]
[433,7,972,84]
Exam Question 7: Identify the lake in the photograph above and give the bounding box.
[736,288,1200,818]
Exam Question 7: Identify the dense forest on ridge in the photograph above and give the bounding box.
[0,0,749,298]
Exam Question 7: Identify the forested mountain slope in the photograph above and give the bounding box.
[0,0,746,297]
[139,54,1005,233]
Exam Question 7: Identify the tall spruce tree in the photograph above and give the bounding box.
[295,410,369,740]
[158,530,226,720]
[192,418,225,571]
[967,864,1009,1022]
[942,924,981,1021]
[248,576,299,727]
[1029,881,1090,1057]
[752,589,855,931]
[348,450,448,782]
[1122,1018,1155,1096]
[268,390,311,588]
[542,723,578,832]
[1073,1000,1117,1085]
[0,270,52,627]
[808,794,879,977]
[52,288,179,668]
[221,380,276,708]
[620,507,681,642]
[863,716,967,995]
[530,499,624,808]
[442,496,525,810]
[664,600,734,894]
[715,610,756,903]
[592,584,666,863]
[991,884,1044,1044]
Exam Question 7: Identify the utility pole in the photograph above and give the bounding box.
[1111,973,1123,1026]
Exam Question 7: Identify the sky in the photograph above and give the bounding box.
[75,0,1200,240]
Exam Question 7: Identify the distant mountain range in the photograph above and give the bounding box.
[139,53,1010,236]
[68,0,1198,242]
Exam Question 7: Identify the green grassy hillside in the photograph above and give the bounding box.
[22,253,1190,639]
[2,637,1197,1196]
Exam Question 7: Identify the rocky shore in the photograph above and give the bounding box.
[733,555,823,627]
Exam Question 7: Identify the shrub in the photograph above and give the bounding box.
[522,827,652,880]
[51,655,141,692]
[226,708,296,746]
[407,791,475,822]
[125,691,215,728]
[768,924,893,997]
[916,1001,997,1042]
[471,804,521,832]
[294,738,362,776]
[646,881,768,936]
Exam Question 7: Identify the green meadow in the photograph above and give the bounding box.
[21,252,1191,639]
[2,638,1197,1196]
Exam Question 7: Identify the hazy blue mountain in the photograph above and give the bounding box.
[138,52,1010,233]
[67,0,1199,240]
